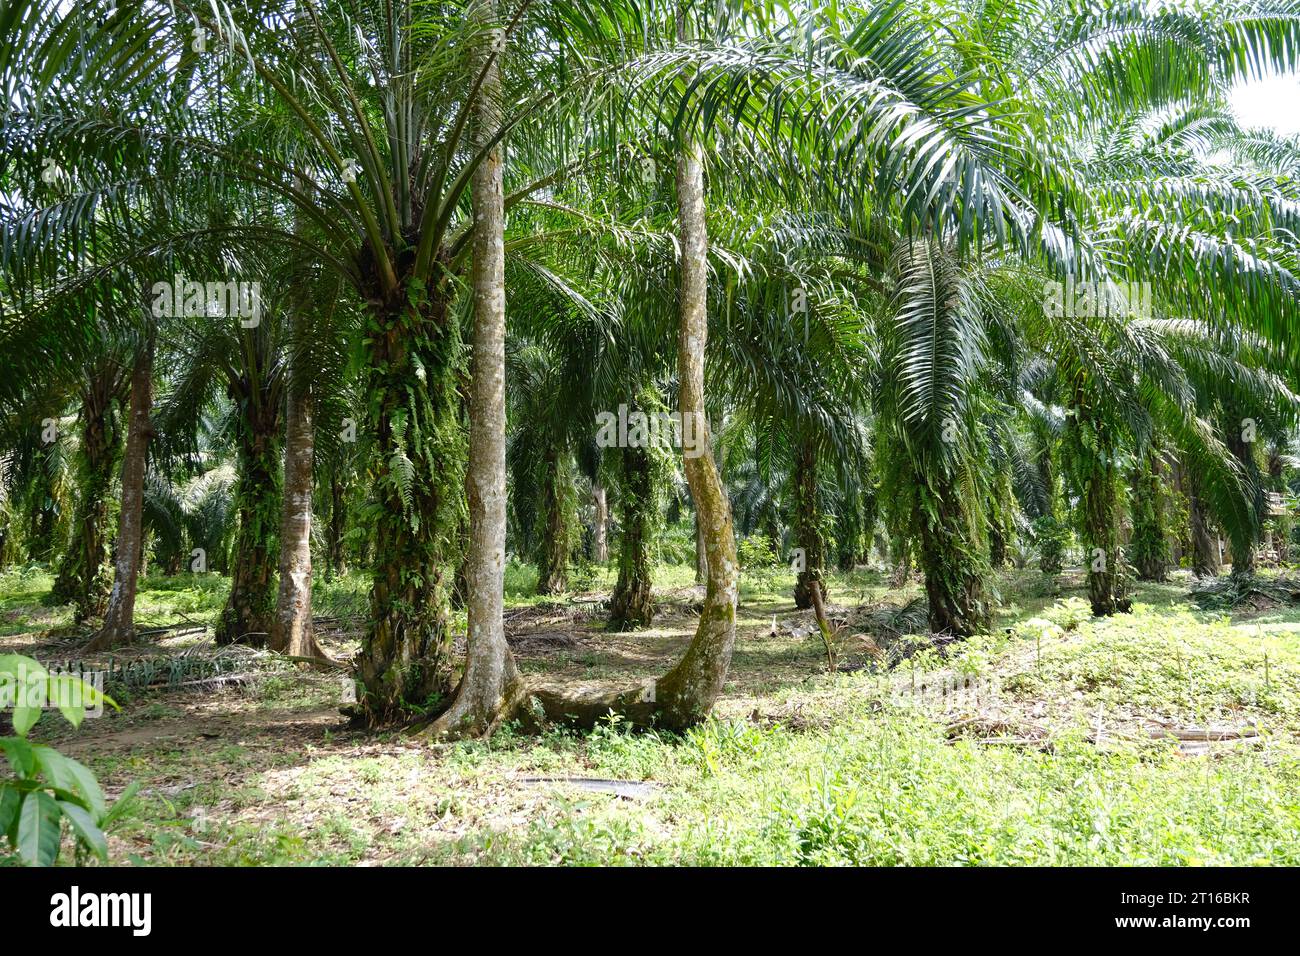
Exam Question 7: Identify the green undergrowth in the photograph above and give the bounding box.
[4,563,1300,866]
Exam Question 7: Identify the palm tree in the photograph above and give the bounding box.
[1,0,602,722]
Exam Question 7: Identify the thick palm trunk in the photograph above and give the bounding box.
[1083,466,1130,614]
[216,409,282,646]
[1130,450,1169,582]
[51,364,125,621]
[87,338,153,652]
[988,523,1008,569]
[429,7,519,737]
[916,474,989,636]
[592,482,609,563]
[535,447,569,594]
[989,468,1017,571]
[27,454,59,563]
[888,534,912,587]
[1076,426,1131,616]
[270,374,326,659]
[355,290,462,726]
[608,443,654,629]
[792,434,823,609]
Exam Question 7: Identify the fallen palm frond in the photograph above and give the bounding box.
[1189,573,1300,610]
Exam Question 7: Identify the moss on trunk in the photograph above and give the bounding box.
[88,338,154,652]
[216,411,282,646]
[1067,394,1131,616]
[535,446,571,595]
[1130,450,1170,582]
[608,442,655,630]
[916,476,989,637]
[354,287,465,727]
[50,362,126,621]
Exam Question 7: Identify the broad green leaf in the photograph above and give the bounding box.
[11,705,42,737]
[0,654,47,681]
[0,785,19,838]
[16,791,61,866]
[57,801,108,861]
[46,673,109,727]
[0,736,36,777]
[34,746,106,819]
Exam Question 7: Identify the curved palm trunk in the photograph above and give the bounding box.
[270,374,326,660]
[608,442,654,629]
[791,434,823,608]
[87,338,153,652]
[429,10,519,737]
[694,506,707,583]
[216,408,282,646]
[51,363,125,622]
[479,143,736,733]
[495,143,737,732]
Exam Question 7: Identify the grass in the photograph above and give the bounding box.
[4,559,1300,866]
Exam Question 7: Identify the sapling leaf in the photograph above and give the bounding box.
[16,791,60,866]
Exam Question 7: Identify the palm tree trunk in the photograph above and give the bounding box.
[1225,426,1259,579]
[427,2,518,736]
[51,362,125,621]
[270,373,326,659]
[355,290,462,725]
[87,337,153,652]
[888,534,912,588]
[608,442,655,629]
[631,140,739,728]
[477,141,738,733]
[1083,466,1130,614]
[836,491,861,573]
[592,481,609,563]
[27,449,59,564]
[1130,450,1169,582]
[916,475,989,636]
[216,405,282,646]
[326,467,348,578]
[792,434,823,609]
[1081,454,1130,615]
[694,506,707,583]
[535,446,570,594]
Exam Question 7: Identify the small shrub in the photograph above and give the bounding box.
[0,654,136,865]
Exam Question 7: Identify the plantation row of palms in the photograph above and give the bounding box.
[2,0,1299,736]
